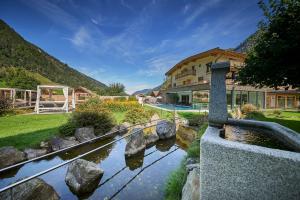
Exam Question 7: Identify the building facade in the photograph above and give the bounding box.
[161,48,299,110]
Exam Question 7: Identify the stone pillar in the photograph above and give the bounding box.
[208,62,230,128]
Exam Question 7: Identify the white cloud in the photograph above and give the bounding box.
[69,27,91,48]
[183,0,221,28]
[182,4,191,14]
[91,18,99,25]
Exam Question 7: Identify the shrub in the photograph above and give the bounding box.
[59,121,76,136]
[102,100,141,112]
[241,104,258,114]
[124,107,155,124]
[128,96,137,101]
[273,110,282,116]
[245,111,265,120]
[187,114,208,126]
[72,111,115,135]
[113,97,127,101]
[0,98,12,115]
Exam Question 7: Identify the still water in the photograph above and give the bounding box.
[0,135,187,199]
[224,125,293,151]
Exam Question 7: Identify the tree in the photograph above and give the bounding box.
[105,83,126,96]
[238,0,300,89]
[0,67,40,89]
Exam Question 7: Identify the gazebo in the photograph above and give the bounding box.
[35,85,75,114]
[0,88,37,108]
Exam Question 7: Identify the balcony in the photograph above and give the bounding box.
[175,69,196,80]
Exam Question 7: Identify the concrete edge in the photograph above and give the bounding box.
[200,126,300,161]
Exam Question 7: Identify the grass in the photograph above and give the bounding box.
[247,110,300,133]
[165,123,208,200]
[112,112,126,124]
[0,114,70,149]
[144,104,174,120]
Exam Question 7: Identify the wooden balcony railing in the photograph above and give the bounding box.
[175,69,196,80]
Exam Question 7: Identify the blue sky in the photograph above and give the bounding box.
[0,0,263,94]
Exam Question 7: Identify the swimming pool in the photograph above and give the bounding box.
[147,103,208,112]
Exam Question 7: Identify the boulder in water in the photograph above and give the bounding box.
[144,131,159,147]
[74,127,96,142]
[0,178,59,200]
[0,146,26,169]
[65,159,104,195]
[24,148,48,160]
[156,120,176,139]
[118,122,131,135]
[49,137,79,151]
[182,167,200,200]
[125,128,146,157]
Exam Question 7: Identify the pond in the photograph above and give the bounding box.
[0,133,187,199]
[224,125,293,151]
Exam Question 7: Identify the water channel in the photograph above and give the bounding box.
[0,132,188,199]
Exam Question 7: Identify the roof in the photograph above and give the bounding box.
[75,86,96,95]
[165,48,246,75]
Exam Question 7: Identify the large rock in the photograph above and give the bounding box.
[125,128,146,157]
[24,148,48,160]
[74,127,96,142]
[0,146,26,169]
[156,120,176,139]
[118,122,131,135]
[144,131,159,147]
[49,137,79,151]
[65,159,104,195]
[0,178,59,200]
[182,167,200,200]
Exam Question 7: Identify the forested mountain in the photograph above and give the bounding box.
[234,31,261,53]
[0,19,107,91]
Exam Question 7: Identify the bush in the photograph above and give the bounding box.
[59,121,76,136]
[72,111,115,135]
[188,114,208,126]
[0,98,12,115]
[124,107,155,124]
[113,97,127,101]
[241,104,258,115]
[245,111,265,120]
[102,100,141,112]
[273,110,282,116]
[128,96,137,101]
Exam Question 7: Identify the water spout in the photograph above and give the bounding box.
[208,62,230,128]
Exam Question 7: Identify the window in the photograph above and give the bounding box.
[173,83,176,87]
[198,76,204,82]
[206,62,212,73]
[199,64,201,68]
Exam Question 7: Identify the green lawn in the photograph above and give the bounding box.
[0,114,70,149]
[248,110,300,133]
[112,112,126,124]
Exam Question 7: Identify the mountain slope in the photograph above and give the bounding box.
[235,31,261,53]
[0,19,106,91]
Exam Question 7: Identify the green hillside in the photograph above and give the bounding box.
[0,19,107,91]
[0,67,56,90]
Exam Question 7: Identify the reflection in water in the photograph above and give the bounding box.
[125,150,145,170]
[155,137,176,152]
[0,129,192,199]
[59,137,115,163]
[225,125,292,151]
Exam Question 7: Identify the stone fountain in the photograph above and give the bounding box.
[200,62,300,200]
